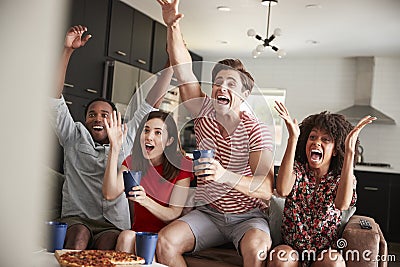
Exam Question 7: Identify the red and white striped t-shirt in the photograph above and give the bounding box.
[194,96,273,213]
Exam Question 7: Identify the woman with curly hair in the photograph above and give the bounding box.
[268,102,376,267]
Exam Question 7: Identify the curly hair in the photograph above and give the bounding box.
[295,111,359,176]
[211,59,255,93]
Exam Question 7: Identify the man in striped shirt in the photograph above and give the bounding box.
[156,1,275,266]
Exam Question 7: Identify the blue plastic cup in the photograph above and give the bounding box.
[193,149,215,177]
[46,221,67,252]
[123,170,142,198]
[135,232,158,264]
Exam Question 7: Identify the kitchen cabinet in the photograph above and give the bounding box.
[354,169,400,242]
[63,93,90,123]
[130,10,153,71]
[355,170,391,236]
[108,0,153,71]
[189,50,203,82]
[389,174,400,242]
[151,21,168,74]
[107,0,132,64]
[64,0,109,99]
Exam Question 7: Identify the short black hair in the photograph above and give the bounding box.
[84,97,117,117]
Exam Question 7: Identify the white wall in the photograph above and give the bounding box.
[204,56,400,170]
[0,0,66,265]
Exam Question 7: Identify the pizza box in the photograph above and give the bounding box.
[54,249,148,267]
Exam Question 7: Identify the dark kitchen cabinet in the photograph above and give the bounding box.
[108,0,153,71]
[63,93,90,123]
[151,21,168,74]
[354,170,391,236]
[130,10,153,71]
[389,174,400,242]
[108,0,133,64]
[64,0,109,99]
[189,50,203,82]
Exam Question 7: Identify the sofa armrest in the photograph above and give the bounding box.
[342,215,387,267]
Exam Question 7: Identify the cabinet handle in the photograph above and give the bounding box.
[65,101,73,105]
[85,89,98,94]
[64,83,74,88]
[116,50,127,56]
[137,59,147,65]
[364,186,379,191]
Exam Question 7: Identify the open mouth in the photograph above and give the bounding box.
[92,125,104,132]
[217,95,230,105]
[145,143,154,153]
[310,149,323,163]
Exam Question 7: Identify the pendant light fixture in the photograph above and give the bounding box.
[247,0,286,58]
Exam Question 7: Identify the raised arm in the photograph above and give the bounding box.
[157,0,205,116]
[56,25,91,98]
[145,58,173,108]
[274,101,300,197]
[335,115,376,210]
[103,111,127,200]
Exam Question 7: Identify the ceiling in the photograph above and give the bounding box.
[123,0,400,60]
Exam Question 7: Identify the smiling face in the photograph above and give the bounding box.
[305,127,336,175]
[211,69,250,115]
[85,101,113,144]
[140,118,173,166]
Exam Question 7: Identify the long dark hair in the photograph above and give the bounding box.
[130,111,185,181]
[295,111,358,176]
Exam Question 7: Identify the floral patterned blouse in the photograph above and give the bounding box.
[282,161,357,253]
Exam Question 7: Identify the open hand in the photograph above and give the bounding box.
[156,0,184,27]
[345,115,376,154]
[274,101,300,139]
[64,25,91,50]
[104,111,127,150]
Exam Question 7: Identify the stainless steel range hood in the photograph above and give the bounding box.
[337,57,395,125]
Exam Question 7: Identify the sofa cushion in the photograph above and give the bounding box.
[42,167,65,220]
[267,194,285,247]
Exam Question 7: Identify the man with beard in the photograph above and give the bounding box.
[50,25,172,250]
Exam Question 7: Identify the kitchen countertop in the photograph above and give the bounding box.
[354,165,400,175]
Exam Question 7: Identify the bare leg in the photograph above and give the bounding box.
[116,230,136,253]
[240,228,271,267]
[267,244,300,267]
[93,230,119,250]
[157,220,195,267]
[64,224,90,250]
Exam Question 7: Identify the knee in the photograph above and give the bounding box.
[116,230,135,253]
[241,229,272,254]
[64,224,90,250]
[156,228,178,258]
[118,230,135,244]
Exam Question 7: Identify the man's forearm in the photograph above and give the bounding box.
[56,48,74,99]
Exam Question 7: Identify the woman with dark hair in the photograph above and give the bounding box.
[268,101,376,267]
[102,110,193,253]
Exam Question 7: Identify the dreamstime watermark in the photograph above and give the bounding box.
[256,238,397,263]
